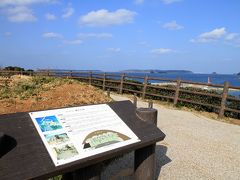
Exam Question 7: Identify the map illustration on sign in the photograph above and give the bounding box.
[83,130,130,149]
[29,104,140,166]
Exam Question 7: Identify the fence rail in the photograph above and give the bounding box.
[0,70,240,119]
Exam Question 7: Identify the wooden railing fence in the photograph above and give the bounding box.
[0,70,240,119]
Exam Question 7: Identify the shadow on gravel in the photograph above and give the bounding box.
[155,145,171,179]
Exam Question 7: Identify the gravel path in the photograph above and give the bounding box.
[102,93,240,180]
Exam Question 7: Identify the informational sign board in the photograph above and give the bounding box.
[29,104,140,166]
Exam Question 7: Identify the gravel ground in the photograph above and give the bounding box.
[101,93,240,180]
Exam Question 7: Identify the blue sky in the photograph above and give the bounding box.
[0,0,240,74]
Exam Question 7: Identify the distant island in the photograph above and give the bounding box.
[237,72,240,75]
[120,69,193,74]
[37,69,103,72]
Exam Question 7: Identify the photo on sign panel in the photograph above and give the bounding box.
[45,133,70,146]
[35,115,63,132]
[52,143,79,160]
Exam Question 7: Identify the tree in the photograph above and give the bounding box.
[4,66,25,71]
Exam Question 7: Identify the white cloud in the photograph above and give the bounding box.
[191,27,226,43]
[162,0,182,4]
[4,32,12,36]
[45,13,56,20]
[225,33,239,41]
[107,48,121,52]
[191,28,240,47]
[5,6,37,22]
[134,0,144,4]
[162,21,184,30]
[42,32,63,38]
[139,41,148,46]
[64,39,82,45]
[77,33,113,39]
[79,9,137,27]
[150,48,175,54]
[62,7,74,18]
[0,0,57,7]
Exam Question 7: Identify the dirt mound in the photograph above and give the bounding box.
[0,76,111,114]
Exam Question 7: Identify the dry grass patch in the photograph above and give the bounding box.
[0,75,112,114]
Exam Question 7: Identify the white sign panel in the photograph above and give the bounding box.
[29,104,140,166]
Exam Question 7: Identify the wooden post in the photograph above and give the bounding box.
[218,81,229,119]
[142,76,148,99]
[71,164,101,180]
[148,100,153,108]
[89,71,92,85]
[119,74,125,94]
[133,93,137,107]
[0,132,4,146]
[134,108,157,180]
[174,79,181,106]
[103,73,106,91]
[107,89,110,97]
[62,172,73,180]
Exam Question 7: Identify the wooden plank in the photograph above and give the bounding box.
[91,73,104,77]
[122,88,143,94]
[91,78,103,81]
[180,89,222,98]
[104,85,119,90]
[181,80,224,88]
[104,73,121,77]
[228,85,240,90]
[227,96,240,102]
[123,81,144,87]
[224,108,240,114]
[124,75,145,79]
[0,101,165,180]
[147,77,176,82]
[178,98,220,109]
[71,76,89,80]
[105,79,120,83]
[91,83,102,87]
[145,92,174,100]
[147,84,175,91]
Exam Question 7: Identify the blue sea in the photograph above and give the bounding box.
[104,72,239,85]
[59,70,240,97]
[104,72,240,97]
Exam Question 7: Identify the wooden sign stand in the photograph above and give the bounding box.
[0,101,165,180]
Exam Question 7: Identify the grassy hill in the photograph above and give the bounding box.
[0,75,111,114]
